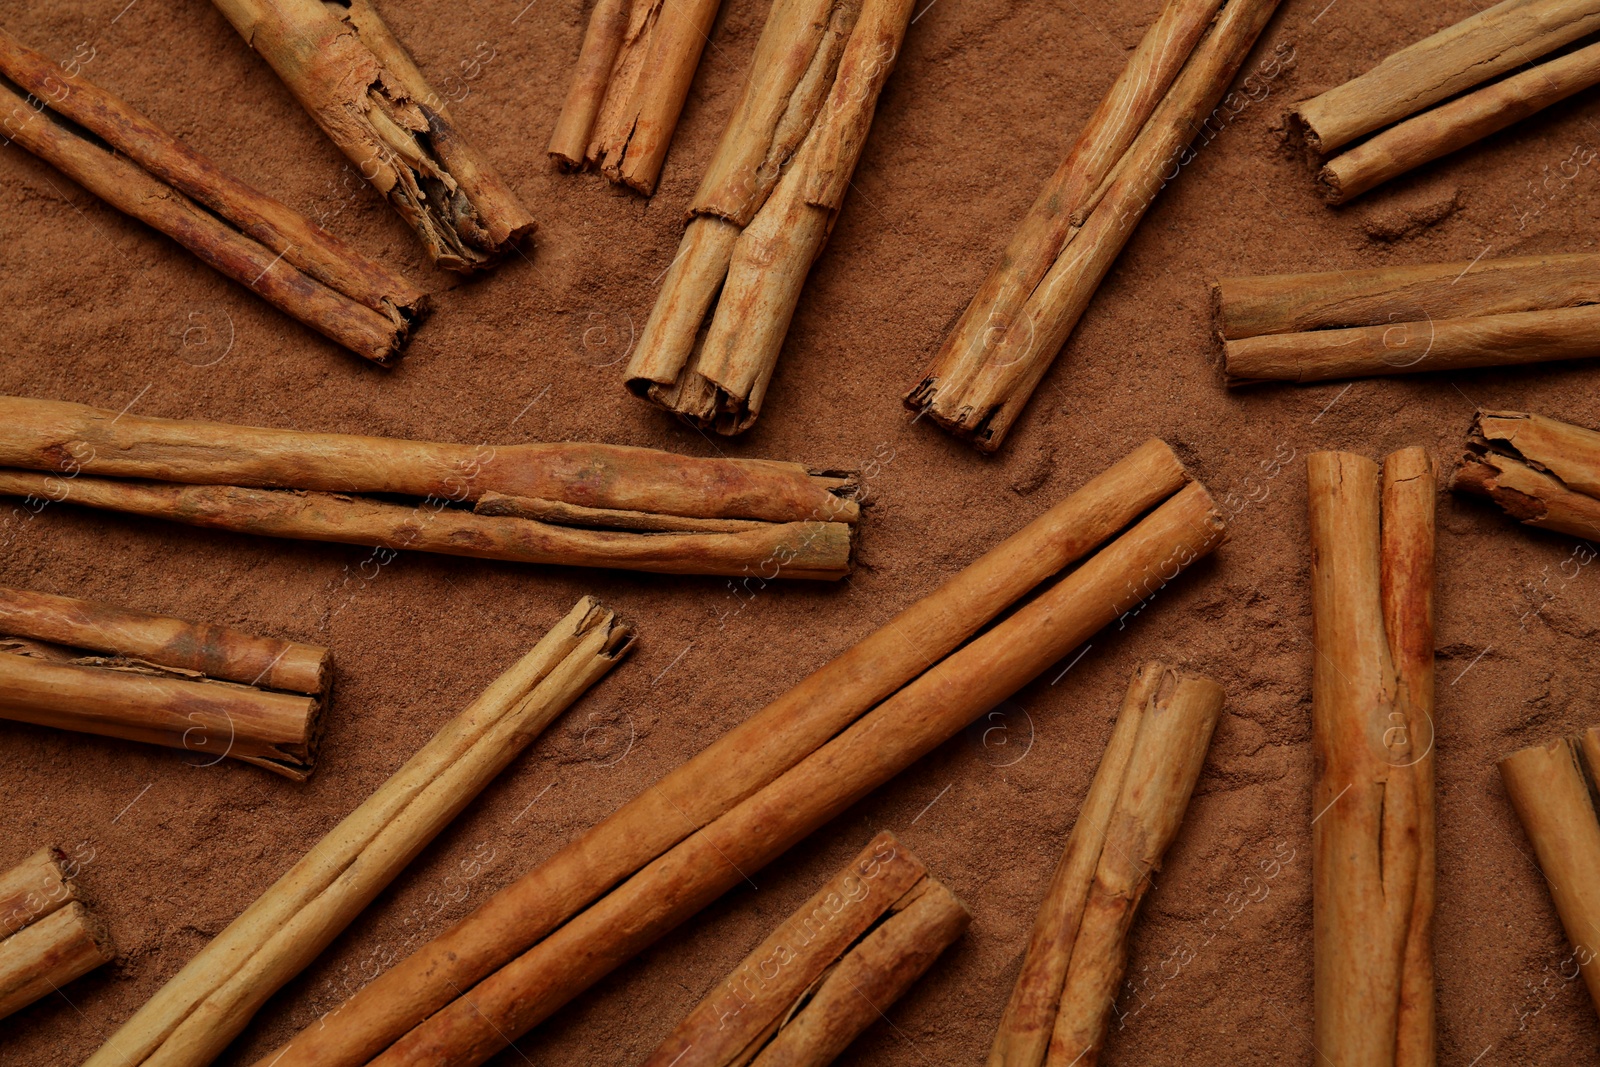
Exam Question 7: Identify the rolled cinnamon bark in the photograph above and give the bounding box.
[0,396,859,580]
[985,663,1223,1067]
[550,0,724,195]
[0,846,115,1022]
[1451,408,1600,541]
[0,848,81,940]
[1317,40,1600,203]
[624,0,914,434]
[643,832,968,1067]
[1309,447,1435,1067]
[209,0,534,272]
[250,438,1226,1067]
[1289,0,1600,157]
[1500,733,1600,1017]
[0,26,425,365]
[83,599,632,1067]
[904,0,1281,452]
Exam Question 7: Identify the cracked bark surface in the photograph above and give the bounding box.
[1453,409,1600,541]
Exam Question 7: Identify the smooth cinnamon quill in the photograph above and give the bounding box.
[624,0,914,434]
[1214,253,1600,385]
[904,0,1281,453]
[0,586,330,779]
[1500,728,1600,1020]
[1290,0,1600,202]
[250,437,1226,1067]
[83,600,632,1067]
[0,847,114,1021]
[210,0,534,272]
[549,0,723,195]
[1308,447,1437,1067]
[0,396,860,580]
[0,25,425,364]
[644,832,968,1067]
[1451,409,1600,542]
[987,662,1223,1067]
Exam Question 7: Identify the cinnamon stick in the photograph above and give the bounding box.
[1214,253,1600,385]
[209,0,534,272]
[1316,39,1600,203]
[0,586,329,779]
[985,662,1223,1067]
[83,599,632,1067]
[549,0,724,195]
[1289,0,1600,158]
[1499,731,1600,1018]
[0,847,115,1021]
[0,396,859,580]
[903,0,1281,453]
[1308,447,1436,1067]
[1452,408,1600,542]
[251,438,1226,1067]
[642,832,969,1067]
[624,0,913,434]
[0,25,425,365]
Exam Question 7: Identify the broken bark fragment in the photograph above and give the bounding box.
[1452,409,1600,541]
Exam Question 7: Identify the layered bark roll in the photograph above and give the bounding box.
[986,662,1224,1067]
[1308,447,1436,1067]
[250,437,1227,1067]
[643,832,969,1067]
[548,0,723,195]
[1501,729,1600,1018]
[0,585,330,779]
[624,0,915,434]
[0,396,860,580]
[0,847,115,1021]
[1451,408,1600,541]
[83,599,632,1067]
[209,0,535,273]
[1214,253,1600,385]
[1289,0,1600,202]
[0,25,425,365]
[903,0,1281,453]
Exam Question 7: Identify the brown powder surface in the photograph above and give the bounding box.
[1,0,1598,1063]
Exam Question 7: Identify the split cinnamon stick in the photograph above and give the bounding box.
[1308,447,1436,1067]
[209,0,534,272]
[1214,253,1600,385]
[904,0,1281,453]
[643,832,968,1067]
[1499,731,1600,1018]
[83,598,632,1067]
[1452,408,1600,541]
[0,847,115,1021]
[251,437,1226,1067]
[0,396,859,580]
[1290,0,1600,158]
[549,0,723,195]
[624,0,914,433]
[0,25,425,365]
[0,586,329,779]
[986,662,1223,1067]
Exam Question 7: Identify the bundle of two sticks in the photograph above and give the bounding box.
[0,847,115,1022]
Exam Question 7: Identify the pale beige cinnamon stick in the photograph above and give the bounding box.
[642,832,968,1067]
[83,599,632,1067]
[624,0,913,434]
[1452,408,1600,541]
[1289,0,1600,158]
[1309,447,1435,1066]
[1317,39,1600,203]
[0,26,426,365]
[250,438,1225,1067]
[1500,733,1600,1017]
[551,0,724,195]
[210,0,534,272]
[0,396,859,580]
[904,0,1281,452]
[0,901,115,1021]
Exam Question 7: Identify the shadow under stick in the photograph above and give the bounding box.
[81,599,632,1067]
